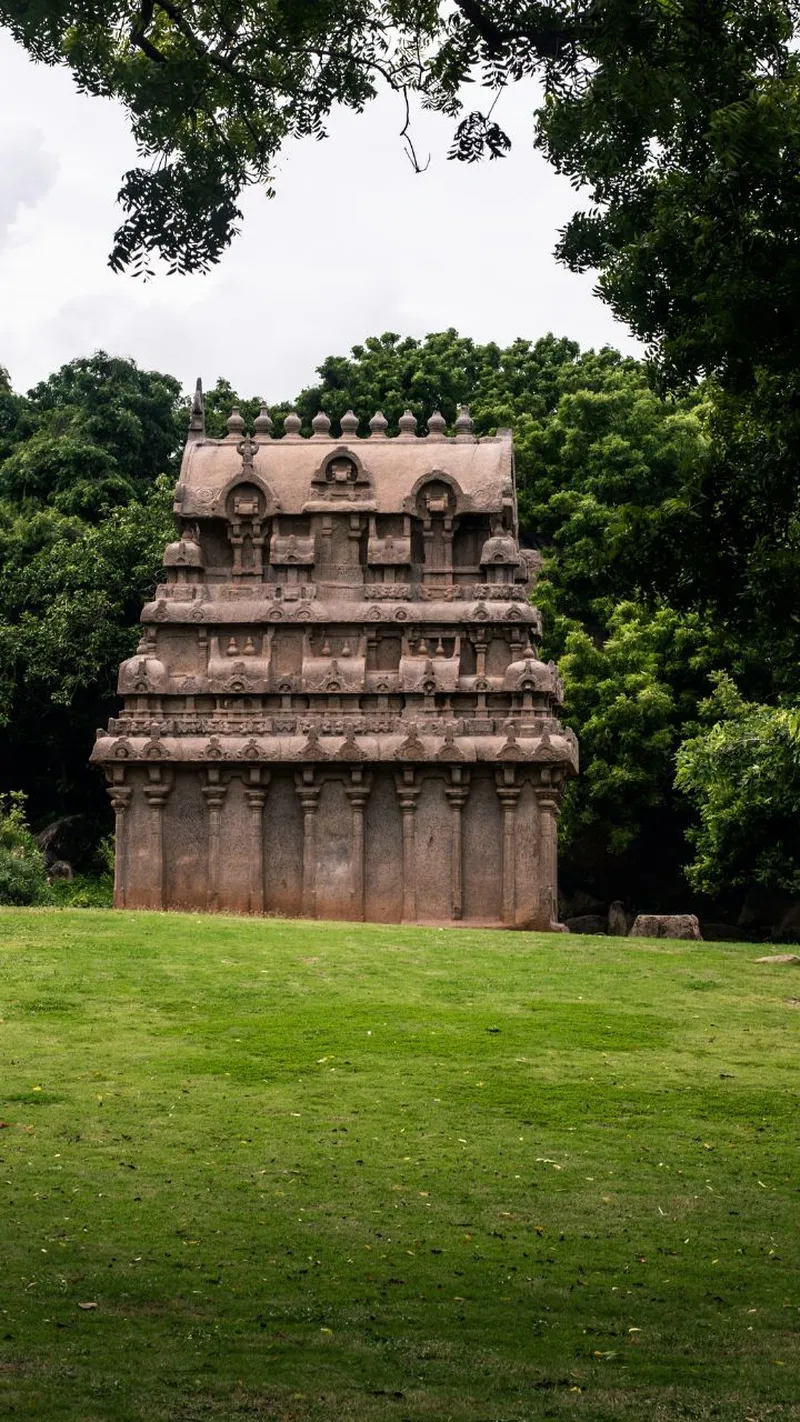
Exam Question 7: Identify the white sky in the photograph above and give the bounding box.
[0,32,639,403]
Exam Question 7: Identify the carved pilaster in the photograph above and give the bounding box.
[394,767,421,923]
[345,768,373,921]
[495,766,521,926]
[105,768,132,909]
[295,769,321,918]
[201,767,228,912]
[444,767,470,921]
[245,767,269,915]
[142,767,173,910]
[534,768,564,930]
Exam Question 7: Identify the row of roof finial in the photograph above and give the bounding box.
[188,379,476,443]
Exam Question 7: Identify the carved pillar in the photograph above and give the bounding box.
[201,767,228,912]
[142,767,172,910]
[534,769,563,929]
[495,766,520,926]
[395,767,421,923]
[245,768,269,915]
[295,769,321,918]
[444,767,470,920]
[345,769,373,921]
[105,769,131,909]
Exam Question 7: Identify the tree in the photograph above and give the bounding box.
[3,0,796,387]
[676,674,800,896]
[0,353,181,824]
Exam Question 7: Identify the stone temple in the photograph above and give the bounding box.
[92,391,578,928]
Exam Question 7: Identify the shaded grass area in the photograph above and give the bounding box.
[0,909,798,1421]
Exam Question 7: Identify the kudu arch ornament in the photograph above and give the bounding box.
[93,392,577,927]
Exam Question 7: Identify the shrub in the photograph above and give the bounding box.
[0,792,49,905]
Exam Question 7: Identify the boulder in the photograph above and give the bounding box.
[560,889,606,920]
[737,885,796,932]
[565,914,608,936]
[772,903,800,944]
[47,859,74,882]
[36,815,95,871]
[607,901,629,938]
[629,914,702,941]
[701,922,747,942]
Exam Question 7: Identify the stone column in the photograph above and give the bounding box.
[395,767,421,923]
[534,769,562,929]
[295,769,321,918]
[345,769,372,921]
[105,769,131,909]
[444,768,470,920]
[245,768,269,915]
[142,768,172,910]
[201,768,228,912]
[495,767,521,926]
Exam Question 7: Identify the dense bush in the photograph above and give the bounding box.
[0,793,49,905]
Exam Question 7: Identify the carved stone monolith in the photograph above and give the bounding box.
[92,395,578,926]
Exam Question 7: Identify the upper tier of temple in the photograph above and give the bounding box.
[175,395,516,523]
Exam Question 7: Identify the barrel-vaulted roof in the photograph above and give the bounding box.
[174,417,515,520]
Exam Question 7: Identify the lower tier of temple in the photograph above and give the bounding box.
[106,762,564,930]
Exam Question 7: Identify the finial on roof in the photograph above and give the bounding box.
[455,405,474,441]
[340,409,359,439]
[253,401,274,436]
[189,377,204,434]
[398,409,417,438]
[311,410,332,438]
[283,411,302,439]
[226,407,245,439]
[369,410,388,439]
[427,410,446,440]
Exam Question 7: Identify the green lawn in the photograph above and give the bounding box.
[0,911,798,1422]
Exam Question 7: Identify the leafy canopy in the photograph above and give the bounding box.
[2,1,797,389]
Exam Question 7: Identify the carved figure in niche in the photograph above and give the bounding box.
[311,448,372,503]
[367,515,412,585]
[226,482,268,579]
[416,479,457,588]
[268,524,315,599]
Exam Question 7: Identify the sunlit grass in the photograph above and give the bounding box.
[0,909,798,1420]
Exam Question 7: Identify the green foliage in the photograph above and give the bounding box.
[1,352,185,516]
[0,353,180,826]
[676,674,800,895]
[0,792,49,905]
[551,601,732,908]
[46,872,114,908]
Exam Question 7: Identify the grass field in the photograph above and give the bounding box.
[0,910,798,1422]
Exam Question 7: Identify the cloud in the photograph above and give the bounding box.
[0,126,58,246]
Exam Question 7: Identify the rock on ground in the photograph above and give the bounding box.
[565,914,608,936]
[629,914,702,940]
[607,901,629,937]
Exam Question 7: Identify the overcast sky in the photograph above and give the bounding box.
[0,32,640,403]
